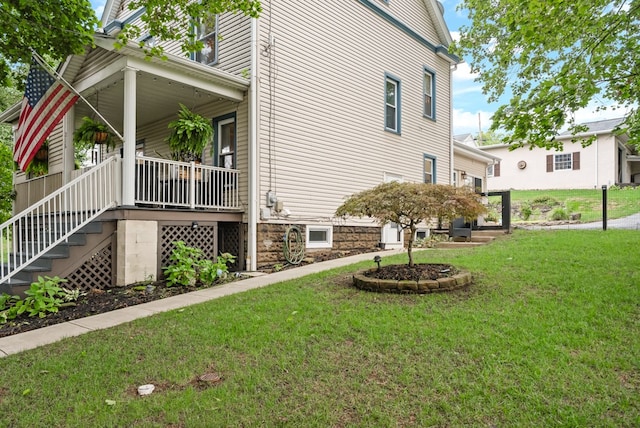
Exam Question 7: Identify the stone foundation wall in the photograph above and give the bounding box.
[256,224,380,269]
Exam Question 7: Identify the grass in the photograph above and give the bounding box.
[489,187,640,223]
[1,230,639,426]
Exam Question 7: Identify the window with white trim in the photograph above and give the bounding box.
[554,153,572,170]
[423,68,435,119]
[193,16,219,66]
[385,75,400,133]
[424,154,436,183]
[487,164,494,178]
[306,225,333,249]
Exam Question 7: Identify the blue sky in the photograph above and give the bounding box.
[90,0,625,136]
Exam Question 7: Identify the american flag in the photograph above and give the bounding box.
[14,60,78,171]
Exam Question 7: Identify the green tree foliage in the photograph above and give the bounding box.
[456,0,640,150]
[336,182,486,267]
[0,1,261,83]
[120,0,262,58]
[0,1,97,84]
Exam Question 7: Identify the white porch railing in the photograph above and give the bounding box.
[134,155,240,210]
[0,157,121,284]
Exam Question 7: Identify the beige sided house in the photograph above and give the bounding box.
[0,0,459,294]
[452,134,500,193]
[480,118,639,191]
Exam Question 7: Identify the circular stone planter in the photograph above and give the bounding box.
[353,267,473,294]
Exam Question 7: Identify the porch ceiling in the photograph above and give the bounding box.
[72,38,249,133]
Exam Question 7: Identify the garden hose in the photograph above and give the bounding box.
[283,225,305,265]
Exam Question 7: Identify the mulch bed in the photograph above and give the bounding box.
[1,248,381,338]
[364,263,457,281]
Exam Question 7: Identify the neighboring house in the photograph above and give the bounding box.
[453,134,500,193]
[0,1,460,291]
[480,118,640,190]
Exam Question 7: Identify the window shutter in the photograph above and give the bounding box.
[546,155,553,172]
[573,152,580,170]
[494,162,501,177]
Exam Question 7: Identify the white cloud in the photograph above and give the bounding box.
[452,61,478,82]
[453,108,494,135]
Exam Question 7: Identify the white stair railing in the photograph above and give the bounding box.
[0,156,122,284]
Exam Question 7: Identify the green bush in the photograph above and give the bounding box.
[532,195,559,206]
[520,202,533,220]
[163,241,236,287]
[549,207,569,221]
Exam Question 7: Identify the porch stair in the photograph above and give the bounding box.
[434,229,509,249]
[0,221,111,296]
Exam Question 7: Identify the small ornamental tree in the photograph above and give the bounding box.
[336,182,486,267]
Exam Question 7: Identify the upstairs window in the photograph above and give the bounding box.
[193,16,219,66]
[424,154,436,183]
[385,74,401,133]
[423,68,435,119]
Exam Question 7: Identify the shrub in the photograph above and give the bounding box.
[163,241,236,287]
[549,207,569,221]
[520,202,533,220]
[532,195,559,206]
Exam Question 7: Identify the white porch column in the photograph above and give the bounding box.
[122,66,137,206]
[62,105,75,184]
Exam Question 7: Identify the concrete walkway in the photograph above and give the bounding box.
[0,249,405,358]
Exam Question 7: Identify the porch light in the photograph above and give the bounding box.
[373,255,382,271]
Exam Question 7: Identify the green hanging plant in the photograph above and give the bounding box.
[166,103,213,162]
[73,116,116,152]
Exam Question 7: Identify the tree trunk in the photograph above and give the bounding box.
[407,223,416,267]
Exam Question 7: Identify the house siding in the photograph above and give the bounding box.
[256,0,452,223]
[483,135,627,190]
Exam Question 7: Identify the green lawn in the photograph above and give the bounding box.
[1,230,639,427]
[490,187,640,223]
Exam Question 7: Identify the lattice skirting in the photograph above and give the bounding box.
[66,243,113,292]
[160,224,217,271]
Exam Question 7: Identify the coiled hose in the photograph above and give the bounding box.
[283,225,305,265]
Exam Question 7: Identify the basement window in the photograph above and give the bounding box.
[306,225,333,249]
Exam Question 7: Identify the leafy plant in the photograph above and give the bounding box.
[166,104,213,162]
[549,207,569,221]
[0,276,79,323]
[73,116,116,152]
[520,201,533,220]
[163,241,236,287]
[25,156,48,177]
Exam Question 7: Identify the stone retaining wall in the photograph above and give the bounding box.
[353,269,472,294]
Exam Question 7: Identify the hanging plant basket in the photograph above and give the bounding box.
[73,116,116,151]
[35,146,48,161]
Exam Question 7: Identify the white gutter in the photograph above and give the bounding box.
[247,17,259,271]
[449,63,456,184]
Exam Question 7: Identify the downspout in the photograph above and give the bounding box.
[449,63,457,185]
[247,17,259,271]
[595,136,599,188]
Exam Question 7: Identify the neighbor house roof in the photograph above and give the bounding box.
[558,117,626,136]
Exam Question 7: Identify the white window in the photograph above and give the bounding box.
[424,155,435,183]
[487,164,494,178]
[415,228,430,240]
[423,69,435,119]
[306,225,333,249]
[554,153,572,170]
[385,75,400,132]
[194,16,218,65]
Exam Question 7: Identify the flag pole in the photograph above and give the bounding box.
[30,50,124,142]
